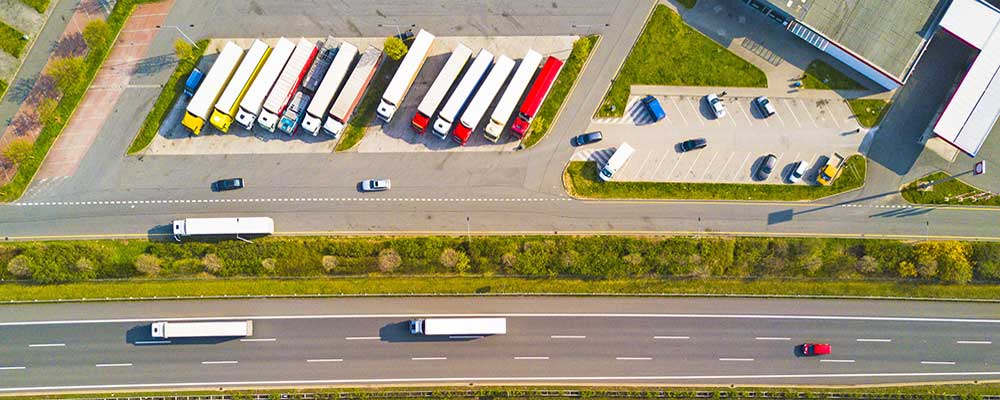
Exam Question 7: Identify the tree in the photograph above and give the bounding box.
[321,255,338,273]
[439,248,469,273]
[377,248,401,272]
[36,97,61,126]
[47,56,85,94]
[2,138,34,166]
[82,19,111,50]
[173,38,194,63]
[972,242,1000,281]
[202,253,223,274]
[914,241,973,283]
[383,36,408,61]
[6,255,32,278]
[134,254,162,276]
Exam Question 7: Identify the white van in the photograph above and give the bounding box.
[598,142,635,182]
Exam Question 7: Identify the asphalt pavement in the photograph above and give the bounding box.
[0,297,997,392]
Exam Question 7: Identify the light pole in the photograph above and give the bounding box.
[159,25,196,45]
[465,216,471,249]
[378,23,402,37]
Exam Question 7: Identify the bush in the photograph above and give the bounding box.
[322,255,338,273]
[3,138,35,166]
[173,38,194,63]
[972,243,1000,280]
[203,253,222,274]
[6,255,32,278]
[377,248,402,272]
[82,19,112,50]
[134,254,162,276]
[440,248,470,273]
[383,36,408,61]
[21,0,50,13]
[36,97,61,126]
[74,257,94,274]
[0,21,27,58]
[897,261,917,278]
[47,56,86,94]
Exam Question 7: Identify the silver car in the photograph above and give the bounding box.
[754,96,776,117]
[788,160,810,183]
[706,93,727,118]
[362,179,391,191]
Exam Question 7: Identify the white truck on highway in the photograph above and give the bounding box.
[151,320,253,338]
[376,29,435,122]
[172,217,274,241]
[409,317,507,336]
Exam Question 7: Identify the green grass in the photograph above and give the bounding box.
[0,20,28,58]
[0,79,7,100]
[126,39,209,154]
[565,155,866,201]
[676,0,698,9]
[521,35,598,148]
[801,59,868,91]
[848,98,889,128]
[597,5,767,118]
[334,57,400,151]
[20,0,50,13]
[901,172,1000,206]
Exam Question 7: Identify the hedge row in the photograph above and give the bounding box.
[1,236,999,285]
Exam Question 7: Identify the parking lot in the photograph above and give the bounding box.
[577,92,867,184]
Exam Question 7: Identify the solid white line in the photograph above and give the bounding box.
[921,361,957,365]
[28,343,65,347]
[135,340,171,345]
[550,335,586,339]
[448,335,483,339]
[0,367,26,371]
[240,338,277,342]
[856,338,892,342]
[654,336,690,340]
[617,357,652,361]
[201,361,238,365]
[820,359,856,363]
[514,357,549,360]
[411,357,446,361]
[345,336,380,340]
[96,363,132,368]
[719,358,754,362]
[307,359,343,363]
[956,340,992,344]
[755,337,791,341]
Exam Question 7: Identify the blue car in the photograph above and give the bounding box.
[641,95,666,122]
[183,68,204,97]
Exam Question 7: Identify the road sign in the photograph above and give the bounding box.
[974,160,986,176]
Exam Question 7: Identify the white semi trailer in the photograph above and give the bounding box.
[172,217,274,241]
[409,318,507,336]
[375,29,435,122]
[151,320,253,338]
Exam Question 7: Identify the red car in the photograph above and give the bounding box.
[801,343,831,356]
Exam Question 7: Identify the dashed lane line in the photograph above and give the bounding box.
[15,197,571,207]
[551,335,586,339]
[201,361,238,365]
[239,338,277,342]
[411,357,447,361]
[28,343,65,347]
[514,356,550,360]
[96,363,132,368]
[921,361,957,365]
[0,367,26,371]
[956,340,992,344]
[654,336,690,340]
[856,338,892,343]
[617,357,653,361]
[345,336,380,340]
[719,358,755,362]
[307,359,343,363]
[755,337,791,341]
[820,359,856,363]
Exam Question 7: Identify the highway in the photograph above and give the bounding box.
[0,297,998,392]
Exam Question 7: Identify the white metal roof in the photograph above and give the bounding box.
[214,40,269,115]
[933,0,1000,156]
[178,217,274,236]
[416,44,473,117]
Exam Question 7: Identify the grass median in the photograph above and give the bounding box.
[334,57,400,152]
[127,39,208,154]
[21,0,50,13]
[521,35,598,148]
[564,155,866,201]
[848,98,889,128]
[0,20,27,58]
[901,171,1000,207]
[597,5,767,118]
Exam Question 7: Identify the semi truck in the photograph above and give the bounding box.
[301,42,358,135]
[277,91,311,134]
[209,40,271,133]
[411,44,472,134]
[151,320,253,339]
[302,37,339,93]
[409,318,507,336]
[510,56,563,139]
[375,29,435,122]
[181,41,244,135]
[322,47,382,137]
[484,49,542,142]
[431,48,493,139]
[235,38,295,130]
[172,217,274,241]
[452,55,515,145]
[258,38,318,133]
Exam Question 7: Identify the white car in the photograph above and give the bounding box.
[754,96,776,117]
[706,93,727,118]
[361,179,391,191]
[788,161,810,183]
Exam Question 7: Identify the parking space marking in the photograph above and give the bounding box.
[771,108,786,127]
[781,99,803,128]
[685,98,705,126]
[724,102,738,127]
[716,152,736,182]
[650,151,670,179]
[632,152,655,181]
[669,97,689,126]
[699,152,720,181]
[666,153,686,179]
[797,99,820,128]
[684,151,704,179]
[738,102,754,126]
[733,153,751,181]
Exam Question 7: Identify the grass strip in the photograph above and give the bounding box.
[2,276,1000,302]
[0,79,7,100]
[901,171,1000,207]
[126,39,209,154]
[334,57,400,151]
[0,20,27,58]
[597,5,766,118]
[801,59,867,91]
[20,0,50,13]
[564,155,865,201]
[521,35,598,148]
[848,98,889,128]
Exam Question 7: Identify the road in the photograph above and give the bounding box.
[0,297,997,392]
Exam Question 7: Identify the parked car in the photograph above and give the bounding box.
[395,29,415,42]
[640,95,666,122]
[212,178,244,191]
[183,68,204,97]
[756,154,777,181]
[801,343,832,356]
[362,179,391,192]
[754,96,776,117]
[573,131,604,146]
[679,138,708,152]
[706,93,727,118]
[788,160,809,183]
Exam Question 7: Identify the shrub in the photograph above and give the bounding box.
[972,242,1000,280]
[202,253,222,274]
[3,138,34,166]
[173,38,194,63]
[82,19,112,50]
[0,21,27,58]
[322,255,338,273]
[500,253,516,271]
[261,258,276,273]
[47,56,86,94]
[6,255,32,278]
[440,248,470,273]
[134,254,162,276]
[74,257,94,273]
[855,255,880,275]
[383,36,408,61]
[897,261,917,278]
[377,248,401,273]
[37,97,61,126]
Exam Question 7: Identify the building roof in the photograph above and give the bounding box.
[772,0,940,80]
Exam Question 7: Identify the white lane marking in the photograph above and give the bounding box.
[654,336,690,340]
[956,340,992,344]
[755,337,791,341]
[0,367,26,371]
[685,150,704,178]
[7,314,1000,327]
[345,336,380,340]
[96,363,132,368]
[135,340,171,345]
[617,357,652,361]
[449,335,483,339]
[922,361,957,365]
[202,361,238,365]
[28,343,65,347]
[550,335,586,339]
[411,357,446,361]
[856,338,892,342]
[820,359,856,363]
[514,356,549,360]
[719,358,755,362]
[240,338,277,342]
[307,359,343,363]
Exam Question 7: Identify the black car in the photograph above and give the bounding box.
[212,178,244,191]
[756,154,777,181]
[679,138,708,152]
[573,131,603,146]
